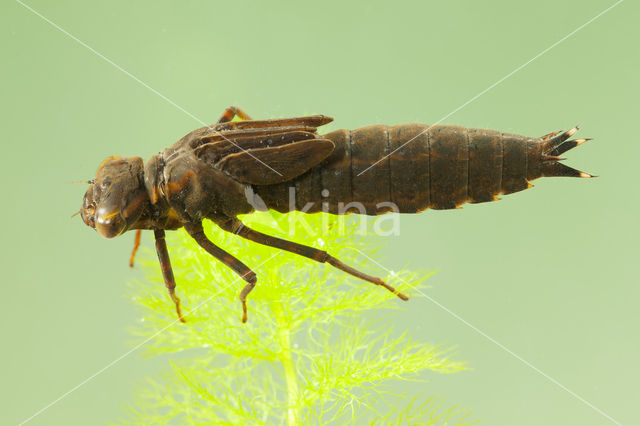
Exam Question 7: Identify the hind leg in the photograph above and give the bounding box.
[217,217,409,301]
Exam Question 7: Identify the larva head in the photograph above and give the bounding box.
[81,155,149,238]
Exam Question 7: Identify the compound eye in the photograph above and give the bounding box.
[95,208,126,238]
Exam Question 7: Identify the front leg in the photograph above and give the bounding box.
[217,218,409,301]
[153,229,185,322]
[184,222,257,322]
[129,229,142,267]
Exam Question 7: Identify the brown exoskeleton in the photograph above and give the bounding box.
[79,106,593,322]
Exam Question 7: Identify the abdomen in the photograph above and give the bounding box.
[253,124,545,215]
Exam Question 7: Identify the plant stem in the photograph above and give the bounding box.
[274,301,299,425]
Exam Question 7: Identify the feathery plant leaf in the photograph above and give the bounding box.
[122,211,473,425]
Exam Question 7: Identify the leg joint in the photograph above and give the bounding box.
[317,251,330,263]
[243,271,257,284]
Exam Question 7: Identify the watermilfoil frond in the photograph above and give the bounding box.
[123,212,473,425]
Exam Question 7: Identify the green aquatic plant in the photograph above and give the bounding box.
[124,211,472,424]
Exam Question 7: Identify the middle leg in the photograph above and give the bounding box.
[184,222,257,322]
[216,106,253,123]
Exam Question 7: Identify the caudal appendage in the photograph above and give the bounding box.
[541,126,595,178]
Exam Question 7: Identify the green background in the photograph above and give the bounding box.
[2,0,638,424]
